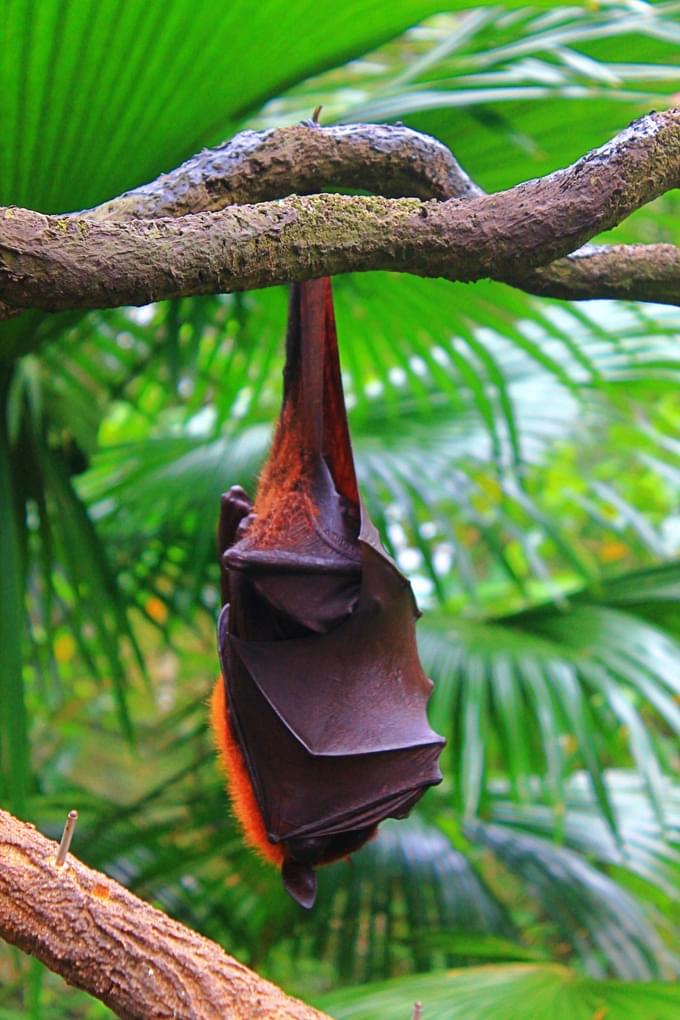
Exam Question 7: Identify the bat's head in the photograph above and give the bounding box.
[281,828,378,908]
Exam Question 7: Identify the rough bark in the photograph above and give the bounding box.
[87,122,483,219]
[84,118,680,306]
[514,242,680,305]
[0,808,329,1020]
[0,109,678,316]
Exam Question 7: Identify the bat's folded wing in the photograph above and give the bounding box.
[220,505,444,846]
[231,598,439,757]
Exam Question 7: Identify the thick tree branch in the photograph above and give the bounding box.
[0,110,678,316]
[86,116,680,306]
[0,109,678,311]
[0,808,329,1020]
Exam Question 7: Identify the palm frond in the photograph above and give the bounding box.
[488,770,680,908]
[0,423,28,815]
[284,817,517,985]
[316,962,680,1020]
[421,565,680,827]
[464,818,675,979]
[63,288,680,626]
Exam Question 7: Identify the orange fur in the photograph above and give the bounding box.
[210,676,284,866]
[247,403,319,546]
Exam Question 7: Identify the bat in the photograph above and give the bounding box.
[211,277,444,908]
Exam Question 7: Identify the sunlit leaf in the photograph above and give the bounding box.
[317,962,680,1020]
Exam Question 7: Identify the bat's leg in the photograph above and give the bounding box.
[218,485,253,605]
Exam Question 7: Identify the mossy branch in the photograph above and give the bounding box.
[0,109,678,318]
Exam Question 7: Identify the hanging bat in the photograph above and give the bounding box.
[211,277,444,908]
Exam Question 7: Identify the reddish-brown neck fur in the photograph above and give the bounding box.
[250,277,357,547]
[249,402,319,547]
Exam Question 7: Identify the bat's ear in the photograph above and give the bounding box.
[282,858,317,909]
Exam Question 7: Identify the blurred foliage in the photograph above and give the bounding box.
[1,1,680,1017]
[316,962,680,1019]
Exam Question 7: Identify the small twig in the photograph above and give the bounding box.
[311,105,323,124]
[55,809,78,866]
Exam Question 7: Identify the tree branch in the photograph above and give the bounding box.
[87,122,482,219]
[512,242,680,304]
[0,808,329,1020]
[84,118,680,306]
[1,108,678,311]
[0,110,678,315]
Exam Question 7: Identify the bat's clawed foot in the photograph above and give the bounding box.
[218,486,255,604]
[235,516,252,540]
[219,486,253,548]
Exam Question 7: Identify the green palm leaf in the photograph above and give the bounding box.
[0,0,447,215]
[464,818,674,979]
[289,817,517,984]
[422,573,680,827]
[71,288,680,620]
[316,963,680,1020]
[0,422,28,815]
[264,2,680,194]
[489,770,680,907]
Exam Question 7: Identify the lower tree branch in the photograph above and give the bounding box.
[0,108,678,311]
[0,808,329,1020]
[507,242,680,304]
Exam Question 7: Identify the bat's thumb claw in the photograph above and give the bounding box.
[282,858,317,909]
